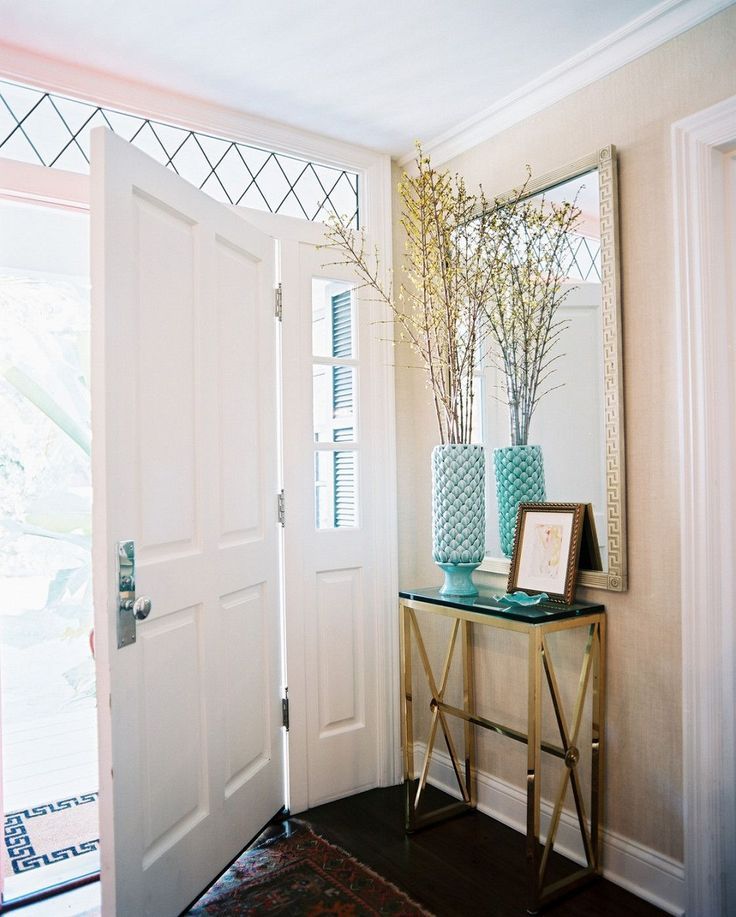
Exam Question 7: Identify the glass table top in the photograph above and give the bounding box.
[399,586,604,624]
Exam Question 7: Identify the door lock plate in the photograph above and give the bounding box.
[117,540,137,649]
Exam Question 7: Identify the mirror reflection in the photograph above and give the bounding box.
[480,166,612,574]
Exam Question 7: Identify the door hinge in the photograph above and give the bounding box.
[281,689,290,731]
[277,489,286,527]
[274,282,283,321]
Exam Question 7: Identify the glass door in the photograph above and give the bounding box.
[0,197,99,903]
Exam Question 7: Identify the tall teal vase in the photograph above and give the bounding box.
[432,444,485,596]
[493,445,546,557]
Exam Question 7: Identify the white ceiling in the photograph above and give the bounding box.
[0,0,721,157]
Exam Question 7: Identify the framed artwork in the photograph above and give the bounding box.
[507,503,586,604]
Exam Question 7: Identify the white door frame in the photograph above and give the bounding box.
[0,58,400,808]
[0,158,88,211]
[0,151,401,814]
[0,159,91,912]
[672,93,736,917]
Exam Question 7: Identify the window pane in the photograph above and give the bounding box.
[314,451,358,529]
[312,365,356,443]
[312,279,355,358]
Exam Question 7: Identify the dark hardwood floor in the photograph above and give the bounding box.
[288,784,667,917]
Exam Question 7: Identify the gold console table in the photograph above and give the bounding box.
[399,586,605,914]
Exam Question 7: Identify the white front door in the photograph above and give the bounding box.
[90,129,284,916]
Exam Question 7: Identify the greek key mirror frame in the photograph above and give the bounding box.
[481,145,627,592]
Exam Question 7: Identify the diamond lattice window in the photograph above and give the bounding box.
[0,79,360,226]
[562,233,601,283]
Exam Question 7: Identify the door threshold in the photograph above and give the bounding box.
[1,872,99,915]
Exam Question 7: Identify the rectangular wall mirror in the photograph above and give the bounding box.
[479,146,627,591]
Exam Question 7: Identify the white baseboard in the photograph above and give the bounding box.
[413,742,684,916]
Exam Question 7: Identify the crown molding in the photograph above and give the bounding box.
[0,41,387,174]
[399,0,734,168]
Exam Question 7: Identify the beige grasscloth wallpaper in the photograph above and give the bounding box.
[392,6,736,861]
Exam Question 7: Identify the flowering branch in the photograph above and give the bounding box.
[484,189,582,445]
[324,147,582,449]
[325,145,497,445]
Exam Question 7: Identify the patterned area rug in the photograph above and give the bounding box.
[2,792,99,877]
[189,820,433,916]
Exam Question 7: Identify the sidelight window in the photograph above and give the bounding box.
[312,280,359,529]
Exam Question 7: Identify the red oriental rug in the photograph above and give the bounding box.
[188,820,433,916]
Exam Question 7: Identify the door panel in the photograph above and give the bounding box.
[281,237,383,808]
[221,585,270,796]
[140,606,206,863]
[135,195,198,553]
[91,128,283,916]
[316,567,365,734]
[215,240,262,541]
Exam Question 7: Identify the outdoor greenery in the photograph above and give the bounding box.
[325,146,582,447]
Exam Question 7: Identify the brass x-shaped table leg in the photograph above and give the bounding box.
[410,609,469,807]
[527,621,605,913]
[538,628,595,882]
[401,604,475,830]
[399,595,605,914]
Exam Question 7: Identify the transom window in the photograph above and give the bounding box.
[0,79,360,226]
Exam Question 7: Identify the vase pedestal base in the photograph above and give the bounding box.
[437,562,480,597]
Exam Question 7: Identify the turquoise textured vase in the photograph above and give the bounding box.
[432,444,485,596]
[493,444,546,557]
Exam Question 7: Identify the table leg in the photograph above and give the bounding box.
[462,619,476,807]
[400,602,415,829]
[527,627,543,914]
[591,616,606,874]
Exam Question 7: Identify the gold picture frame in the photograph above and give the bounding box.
[508,503,586,604]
